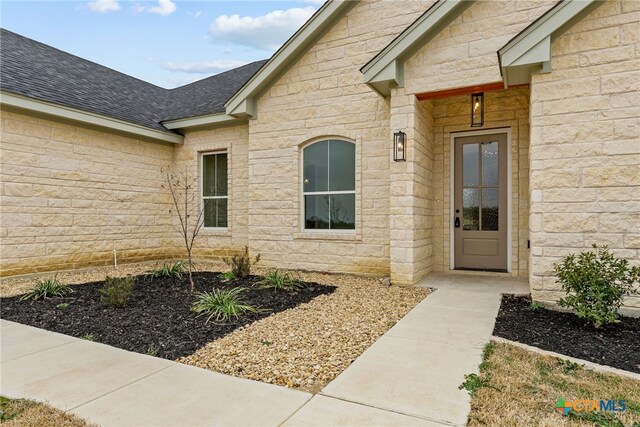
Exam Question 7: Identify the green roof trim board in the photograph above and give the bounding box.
[498,0,603,87]
[162,113,246,130]
[1,91,184,144]
[360,0,474,97]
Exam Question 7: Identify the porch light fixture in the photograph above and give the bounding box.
[393,131,406,162]
[471,92,484,127]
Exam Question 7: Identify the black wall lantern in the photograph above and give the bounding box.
[471,92,484,127]
[393,131,406,161]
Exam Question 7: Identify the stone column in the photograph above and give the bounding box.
[389,88,435,285]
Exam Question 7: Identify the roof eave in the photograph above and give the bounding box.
[498,0,603,87]
[162,113,247,130]
[1,91,183,144]
[224,0,358,118]
[361,0,474,97]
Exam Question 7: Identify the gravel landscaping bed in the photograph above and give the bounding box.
[1,264,431,392]
[0,272,334,360]
[179,271,430,391]
[493,295,640,374]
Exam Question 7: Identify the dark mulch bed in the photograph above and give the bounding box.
[0,272,335,360]
[493,295,640,374]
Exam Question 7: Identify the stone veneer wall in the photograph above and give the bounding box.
[529,0,640,308]
[430,88,531,277]
[244,0,435,276]
[0,110,177,276]
[174,125,250,258]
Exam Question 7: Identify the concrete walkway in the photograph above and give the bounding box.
[1,273,527,426]
[319,273,529,426]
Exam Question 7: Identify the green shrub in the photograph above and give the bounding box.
[146,260,186,280]
[81,333,95,341]
[20,276,71,301]
[554,244,639,328]
[220,271,235,281]
[224,246,260,278]
[100,276,135,308]
[192,287,258,323]
[257,269,303,291]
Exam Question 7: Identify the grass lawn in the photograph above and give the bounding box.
[466,342,640,426]
[0,396,92,427]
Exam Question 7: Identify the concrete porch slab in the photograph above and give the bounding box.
[416,272,530,294]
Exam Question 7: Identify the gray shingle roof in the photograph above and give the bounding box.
[163,61,267,122]
[0,28,266,132]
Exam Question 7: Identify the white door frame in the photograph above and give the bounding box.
[449,128,512,272]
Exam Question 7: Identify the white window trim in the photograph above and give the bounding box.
[200,151,229,230]
[300,139,356,233]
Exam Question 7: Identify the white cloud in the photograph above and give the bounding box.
[87,0,120,13]
[148,0,176,16]
[211,6,316,51]
[163,60,247,74]
[131,2,146,13]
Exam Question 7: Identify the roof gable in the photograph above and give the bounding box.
[498,0,603,86]
[224,0,358,119]
[360,0,473,97]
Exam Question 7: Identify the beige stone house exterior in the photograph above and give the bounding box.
[1,0,639,310]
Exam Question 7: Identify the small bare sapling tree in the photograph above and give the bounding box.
[162,166,204,292]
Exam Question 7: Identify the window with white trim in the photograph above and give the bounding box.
[302,140,355,230]
[202,152,228,228]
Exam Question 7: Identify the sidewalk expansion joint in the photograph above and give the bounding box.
[316,392,463,426]
[0,341,76,364]
[66,362,178,412]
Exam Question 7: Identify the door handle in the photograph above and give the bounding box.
[455,217,460,228]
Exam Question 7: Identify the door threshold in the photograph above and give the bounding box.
[449,269,511,277]
[454,268,508,273]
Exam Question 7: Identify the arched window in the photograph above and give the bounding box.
[302,139,355,230]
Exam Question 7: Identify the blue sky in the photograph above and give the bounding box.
[0,0,323,88]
